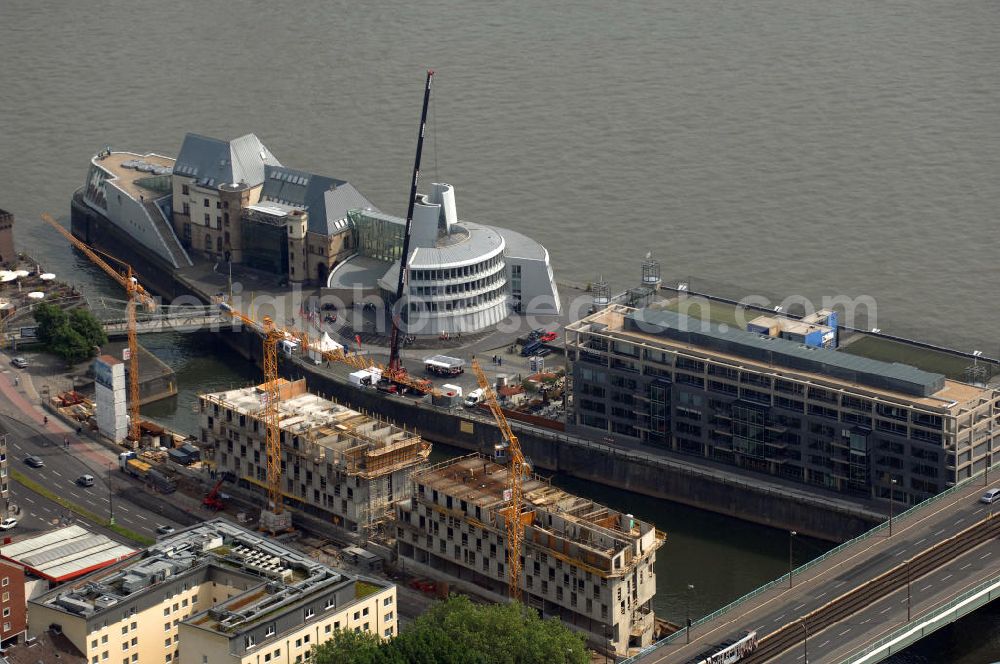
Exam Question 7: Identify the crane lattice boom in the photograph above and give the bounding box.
[471,358,525,602]
[42,213,154,442]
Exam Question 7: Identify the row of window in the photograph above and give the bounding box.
[409,254,503,282]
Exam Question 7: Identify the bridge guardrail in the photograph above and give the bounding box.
[620,463,999,663]
[841,572,1000,663]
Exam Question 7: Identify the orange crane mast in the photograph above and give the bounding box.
[219,306,286,520]
[42,213,154,442]
[218,301,440,529]
[471,357,526,602]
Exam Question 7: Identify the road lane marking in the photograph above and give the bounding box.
[118,506,130,513]
[880,607,892,614]
[819,640,829,649]
[774,614,785,622]
[839,628,852,636]
[934,528,946,537]
[834,581,846,588]
[23,496,35,505]
[920,584,933,592]
[960,563,972,570]
[51,471,62,478]
[915,538,927,546]
[815,592,827,599]
[861,618,871,624]
[794,603,806,610]
[941,574,953,582]
[894,549,907,557]
[981,551,993,560]
[955,518,965,525]
[974,508,984,515]
[136,514,148,521]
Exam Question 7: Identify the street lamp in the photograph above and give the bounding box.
[788,531,797,588]
[888,478,897,537]
[108,462,115,526]
[800,620,808,663]
[685,584,695,644]
[905,558,911,621]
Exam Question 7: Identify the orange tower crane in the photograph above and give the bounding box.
[42,213,154,442]
[219,306,287,524]
[471,357,526,602]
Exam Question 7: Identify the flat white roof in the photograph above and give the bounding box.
[0,525,138,582]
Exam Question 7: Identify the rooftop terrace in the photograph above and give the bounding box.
[91,151,175,202]
[31,520,385,636]
[571,306,989,410]
[661,297,996,383]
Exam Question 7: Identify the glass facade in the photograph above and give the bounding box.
[350,210,404,262]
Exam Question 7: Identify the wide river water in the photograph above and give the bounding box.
[2,1,998,659]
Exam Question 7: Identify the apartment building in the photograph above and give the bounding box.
[566,305,1000,506]
[0,558,26,646]
[27,520,396,664]
[395,455,662,656]
[200,379,430,537]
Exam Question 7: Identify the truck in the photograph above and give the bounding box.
[464,388,484,408]
[349,370,374,387]
[424,355,465,377]
[119,451,176,492]
[124,458,152,480]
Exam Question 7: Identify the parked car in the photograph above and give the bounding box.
[540,332,558,342]
[156,525,176,536]
[76,474,95,487]
[980,488,1000,504]
[10,357,27,369]
[25,455,44,468]
[0,518,17,531]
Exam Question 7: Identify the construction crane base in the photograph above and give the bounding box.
[259,509,293,534]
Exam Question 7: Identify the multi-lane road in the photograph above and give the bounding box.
[0,369,187,542]
[642,474,1000,663]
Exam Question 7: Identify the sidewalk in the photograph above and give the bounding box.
[0,361,114,478]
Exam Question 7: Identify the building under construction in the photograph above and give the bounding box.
[200,379,430,538]
[395,454,663,656]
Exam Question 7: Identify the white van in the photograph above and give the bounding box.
[980,488,1000,504]
[464,388,484,408]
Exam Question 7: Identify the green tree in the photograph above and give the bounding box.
[312,596,587,664]
[68,307,107,349]
[32,302,67,346]
[311,629,387,664]
[33,304,107,364]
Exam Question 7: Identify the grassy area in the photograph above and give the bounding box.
[11,469,154,546]
[840,335,993,380]
[355,580,381,599]
[663,298,753,328]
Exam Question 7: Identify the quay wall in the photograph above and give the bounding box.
[70,194,879,542]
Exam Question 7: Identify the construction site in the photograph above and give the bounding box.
[199,378,430,540]
[395,454,664,656]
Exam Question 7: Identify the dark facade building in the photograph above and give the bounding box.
[566,305,1000,508]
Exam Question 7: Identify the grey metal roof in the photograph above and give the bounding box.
[259,165,377,235]
[626,309,947,397]
[173,133,281,188]
[495,226,548,261]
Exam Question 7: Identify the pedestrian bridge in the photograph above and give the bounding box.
[626,469,1000,664]
[1,299,228,343]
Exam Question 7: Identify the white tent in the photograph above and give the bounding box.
[308,332,344,365]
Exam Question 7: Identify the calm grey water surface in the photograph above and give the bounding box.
[2,1,998,658]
